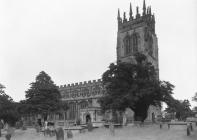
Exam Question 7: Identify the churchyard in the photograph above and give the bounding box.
[0,123,196,140]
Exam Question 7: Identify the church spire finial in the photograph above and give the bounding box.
[117,8,120,20]
[136,6,140,18]
[143,0,146,16]
[147,7,149,14]
[149,6,152,15]
[123,12,127,22]
[136,6,139,14]
[129,3,133,20]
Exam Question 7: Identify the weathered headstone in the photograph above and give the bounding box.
[35,123,40,133]
[5,134,11,140]
[0,120,3,137]
[187,123,190,136]
[5,127,14,140]
[122,114,127,126]
[67,130,73,139]
[87,122,93,132]
[109,123,115,136]
[55,127,64,140]
[44,128,51,136]
[159,122,162,129]
[21,126,26,130]
[190,123,193,131]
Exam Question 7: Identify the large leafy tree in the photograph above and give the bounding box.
[192,92,197,102]
[165,99,192,120]
[192,92,197,112]
[99,53,175,122]
[0,84,20,125]
[24,71,63,116]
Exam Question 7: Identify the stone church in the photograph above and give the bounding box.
[58,0,161,125]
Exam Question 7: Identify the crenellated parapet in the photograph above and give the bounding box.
[58,79,104,101]
[117,0,155,33]
[59,79,102,89]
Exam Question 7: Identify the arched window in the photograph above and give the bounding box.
[148,35,153,56]
[124,35,131,55]
[80,101,88,109]
[132,33,138,53]
[69,102,76,120]
[92,85,101,96]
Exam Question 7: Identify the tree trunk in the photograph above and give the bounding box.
[133,103,149,122]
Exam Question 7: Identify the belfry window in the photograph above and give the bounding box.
[132,33,138,52]
[124,36,131,55]
[148,35,153,56]
[124,33,139,56]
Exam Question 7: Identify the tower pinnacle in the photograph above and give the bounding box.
[136,6,140,18]
[117,8,120,20]
[129,3,133,20]
[143,0,146,16]
[123,12,127,22]
[149,6,152,15]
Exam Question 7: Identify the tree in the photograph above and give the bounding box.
[0,84,20,125]
[165,99,192,120]
[192,92,197,102]
[25,71,63,117]
[98,53,175,122]
[192,92,197,112]
[192,106,197,112]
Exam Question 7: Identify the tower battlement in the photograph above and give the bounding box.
[117,0,155,33]
[59,79,102,89]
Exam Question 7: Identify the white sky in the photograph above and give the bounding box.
[0,0,197,107]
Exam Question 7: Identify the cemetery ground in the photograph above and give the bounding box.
[0,123,197,140]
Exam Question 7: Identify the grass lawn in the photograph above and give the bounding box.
[0,124,196,140]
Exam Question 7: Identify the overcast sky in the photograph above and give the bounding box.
[0,0,197,107]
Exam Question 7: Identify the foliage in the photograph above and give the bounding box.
[165,99,192,120]
[0,84,20,125]
[24,71,65,116]
[192,92,197,102]
[192,106,197,112]
[98,53,175,122]
[192,92,197,114]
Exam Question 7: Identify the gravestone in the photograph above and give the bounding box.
[5,134,11,140]
[44,128,51,136]
[109,123,115,136]
[35,123,40,133]
[0,120,3,137]
[187,123,191,136]
[55,127,64,140]
[159,122,162,129]
[87,122,93,132]
[67,130,73,139]
[190,123,193,131]
[21,126,26,130]
[5,127,14,140]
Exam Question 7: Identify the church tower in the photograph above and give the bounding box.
[116,0,159,76]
